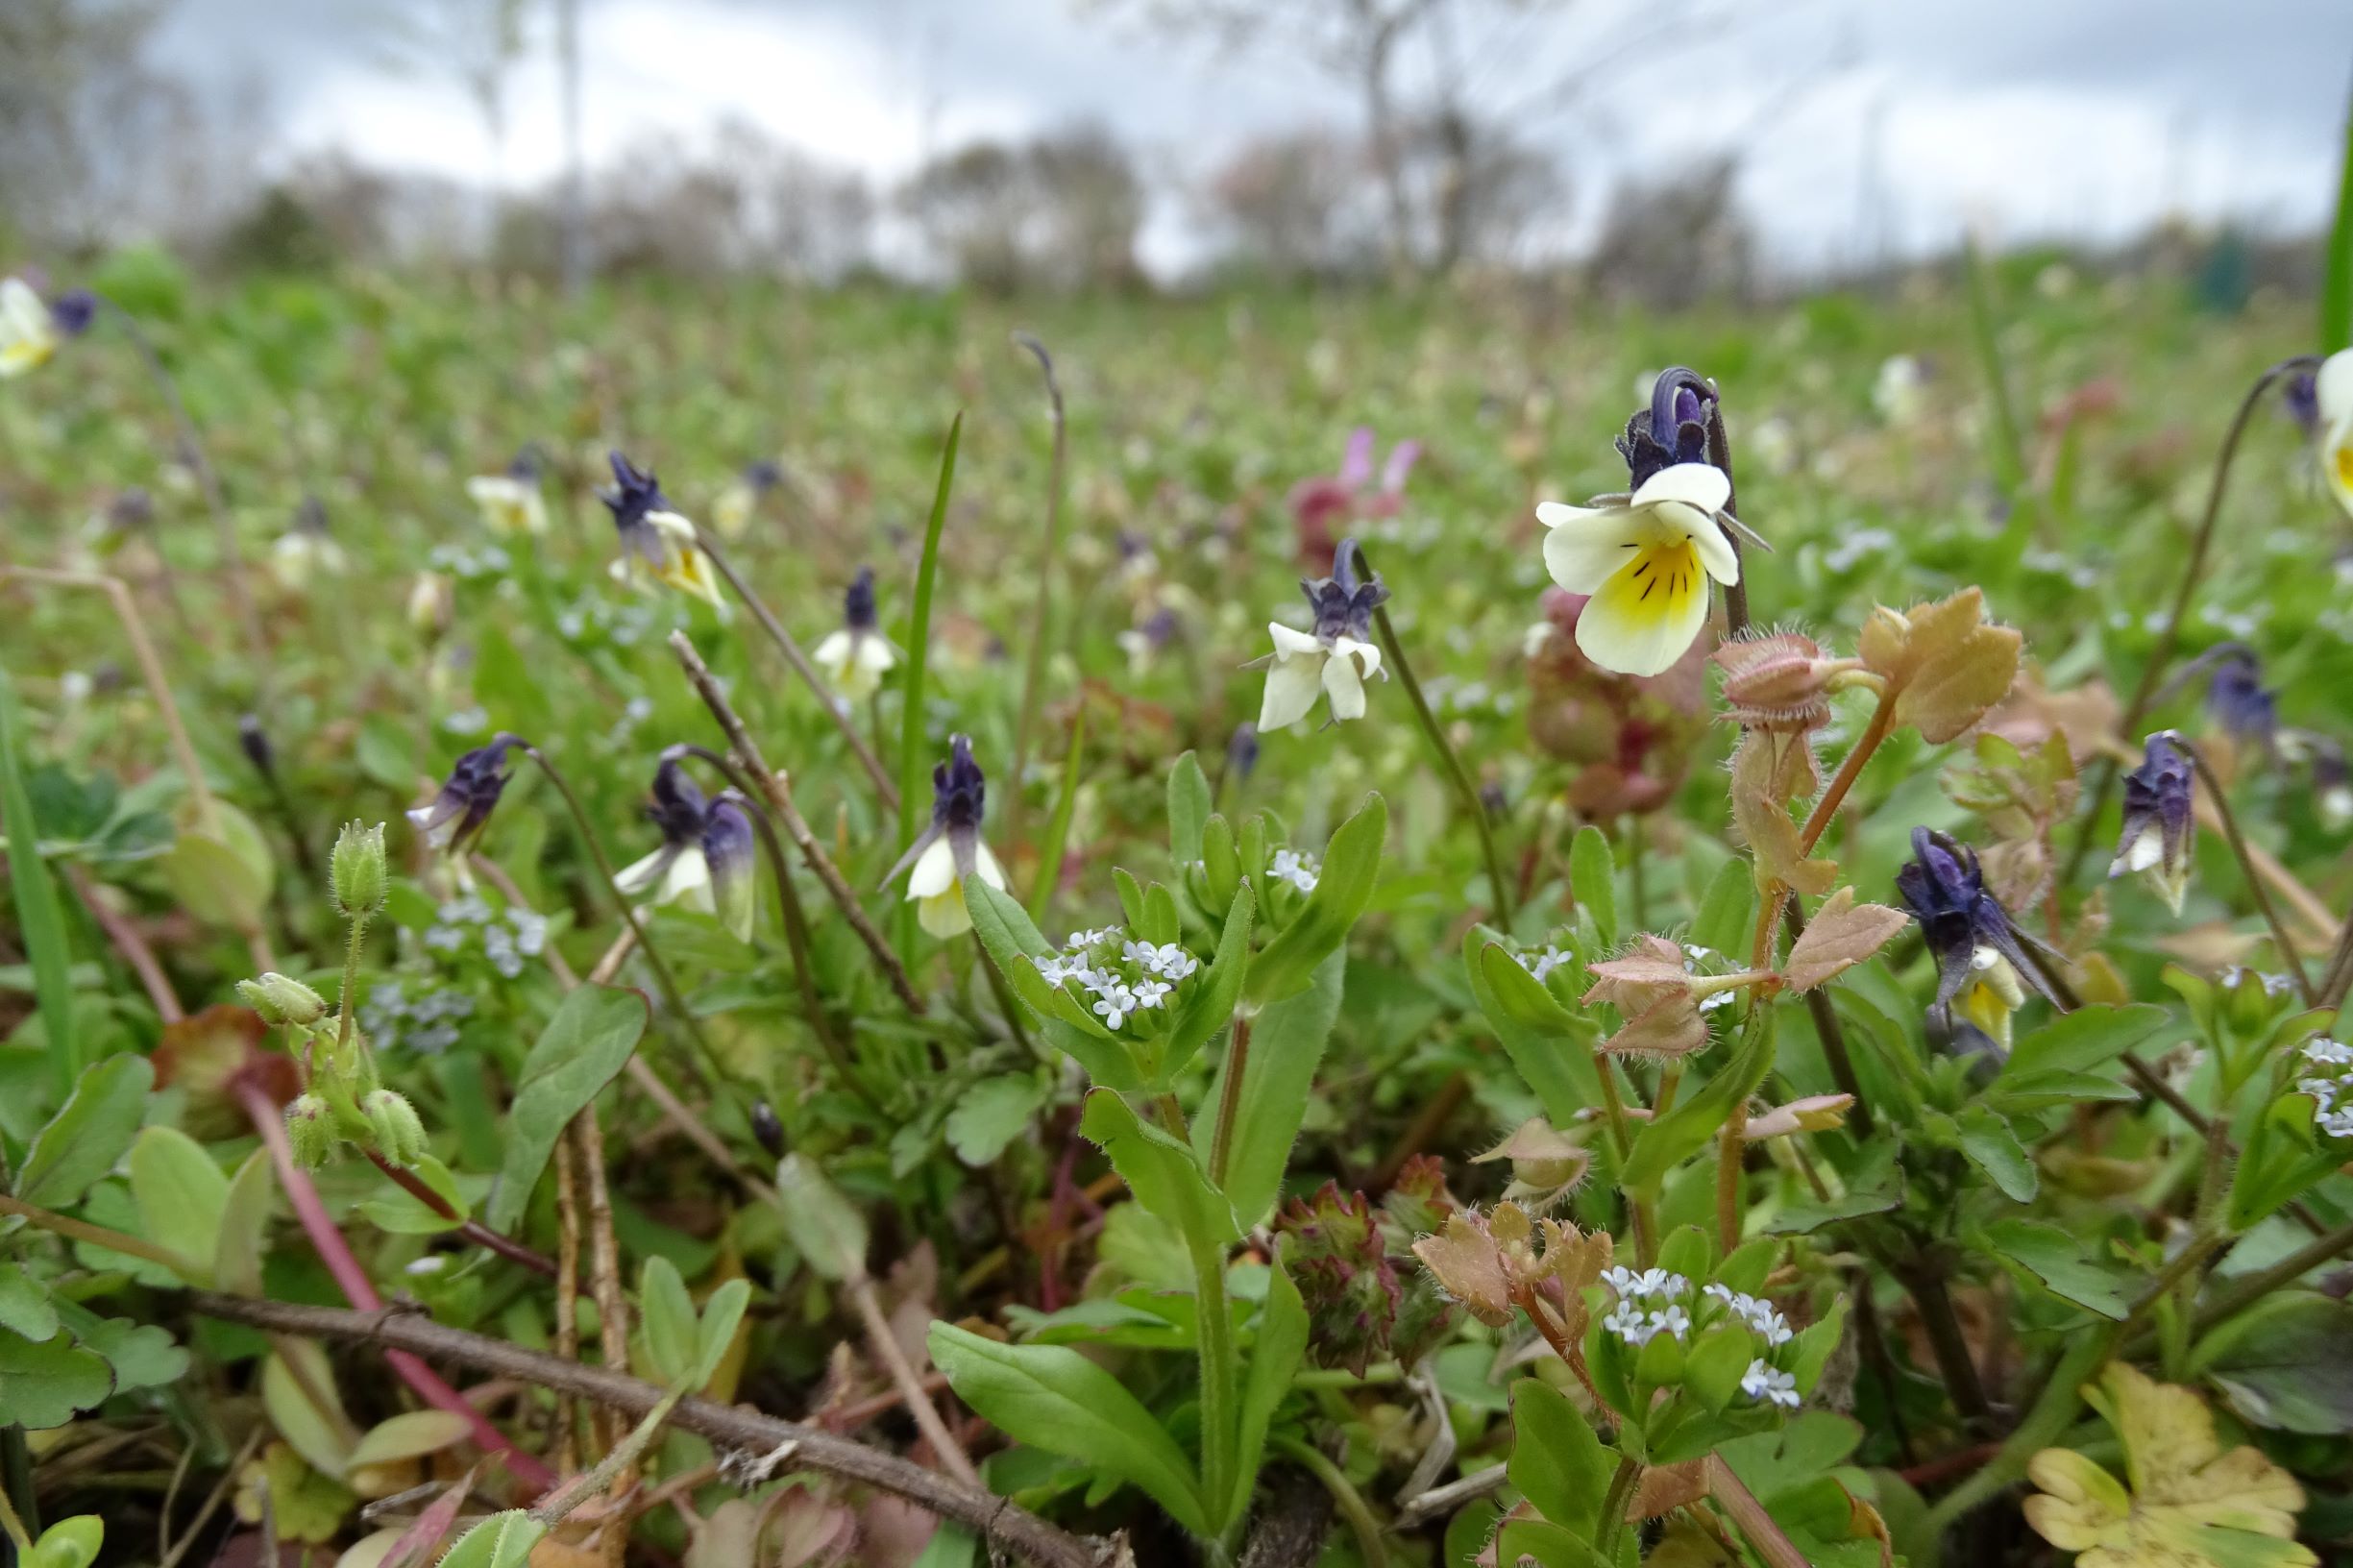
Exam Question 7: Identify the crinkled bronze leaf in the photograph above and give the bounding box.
[1781,888,1908,992]
[1859,587,2022,745]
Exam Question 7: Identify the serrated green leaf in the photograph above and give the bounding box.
[438,1509,547,1568]
[1980,1219,2130,1320]
[0,1326,113,1430]
[0,1262,58,1342]
[944,1075,1049,1167]
[15,1054,153,1210]
[486,984,649,1232]
[1996,1003,2170,1085]
[1954,1105,2038,1202]
[54,1299,185,1393]
[930,1323,1211,1537]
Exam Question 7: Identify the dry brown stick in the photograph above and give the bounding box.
[184,1290,1110,1568]
[843,1274,980,1488]
[669,630,925,1013]
[555,1129,584,1475]
[573,1109,631,1458]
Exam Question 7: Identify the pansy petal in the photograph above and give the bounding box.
[1542,510,1644,593]
[1322,646,1366,721]
[1260,650,1326,730]
[1267,622,1323,657]
[972,841,1008,891]
[1630,461,1730,515]
[2316,348,2353,427]
[1576,554,1709,676]
[918,887,972,938]
[907,834,959,898]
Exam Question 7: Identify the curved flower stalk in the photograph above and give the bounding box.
[0,276,93,377]
[884,735,1006,939]
[811,568,898,702]
[614,759,758,942]
[601,452,723,607]
[466,449,549,535]
[1247,539,1387,730]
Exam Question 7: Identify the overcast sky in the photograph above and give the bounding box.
[150,0,2353,275]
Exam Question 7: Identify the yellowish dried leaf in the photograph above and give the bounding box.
[1859,588,2022,744]
[1411,1212,1514,1327]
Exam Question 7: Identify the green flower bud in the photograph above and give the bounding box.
[361,1089,429,1167]
[286,1094,336,1169]
[236,972,328,1027]
[331,820,389,916]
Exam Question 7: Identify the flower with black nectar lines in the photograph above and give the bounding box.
[602,452,723,607]
[1537,369,1745,677]
[1248,537,1387,731]
[885,734,1007,939]
[407,736,520,857]
[467,448,549,536]
[1895,826,2069,1056]
[811,567,898,702]
[2111,732,2195,916]
[617,758,758,941]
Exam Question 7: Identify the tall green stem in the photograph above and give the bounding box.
[1593,1454,1642,1559]
[1008,333,1066,850]
[1189,1230,1238,1542]
[1357,549,1513,925]
[896,416,964,958]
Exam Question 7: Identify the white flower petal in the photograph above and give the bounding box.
[1541,508,1644,594]
[918,886,972,938]
[1259,648,1327,730]
[1322,645,1366,721]
[1267,622,1323,657]
[811,628,852,678]
[906,834,959,898]
[1630,461,1730,515]
[972,841,1007,891]
[2316,349,2353,428]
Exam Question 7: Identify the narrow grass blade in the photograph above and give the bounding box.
[1026,705,1086,924]
[895,414,964,953]
[2324,69,2353,353]
[0,670,79,1095]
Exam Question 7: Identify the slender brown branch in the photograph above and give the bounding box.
[574,1108,631,1458]
[555,1127,583,1475]
[362,1152,556,1277]
[62,863,183,1021]
[844,1272,981,1487]
[695,534,899,812]
[669,630,926,1013]
[182,1291,1110,1568]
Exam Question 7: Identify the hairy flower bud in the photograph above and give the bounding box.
[331,821,389,916]
[1713,632,1860,730]
[361,1089,429,1167]
[236,972,328,1028]
[285,1093,336,1169]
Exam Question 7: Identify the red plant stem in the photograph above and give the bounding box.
[234,1079,557,1491]
[362,1151,558,1277]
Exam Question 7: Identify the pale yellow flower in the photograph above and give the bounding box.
[2316,349,2353,520]
[0,278,61,378]
[1537,463,1740,677]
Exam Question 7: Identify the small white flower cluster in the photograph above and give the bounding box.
[1029,926,1201,1032]
[423,894,550,979]
[1516,943,1572,983]
[2219,967,2299,998]
[554,594,655,649]
[1600,1267,1804,1409]
[2296,1038,2353,1139]
[1599,1266,1692,1348]
[1271,848,1320,894]
[1682,943,1739,1015]
[360,978,478,1055]
[427,541,513,581]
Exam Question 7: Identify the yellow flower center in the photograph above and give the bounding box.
[1621,537,1702,614]
[2335,442,2353,490]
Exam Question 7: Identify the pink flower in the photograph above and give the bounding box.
[1290,427,1420,571]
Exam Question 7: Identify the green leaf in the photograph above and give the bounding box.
[1764,1140,1903,1236]
[128,1125,229,1284]
[55,1302,185,1393]
[1997,1004,2169,1085]
[1191,949,1342,1229]
[1026,706,1087,923]
[15,1054,153,1210]
[1159,885,1253,1084]
[1229,1258,1308,1529]
[1167,751,1212,868]
[1568,825,1617,949]
[1688,859,1756,960]
[0,671,80,1092]
[214,1148,274,1296]
[1509,1377,1612,1540]
[694,1278,752,1387]
[438,1510,548,1568]
[158,803,275,934]
[1245,794,1384,1005]
[1465,932,1601,1130]
[2194,1293,2353,1435]
[1623,1007,1775,1189]
[968,877,1122,1042]
[485,984,650,1232]
[358,1154,474,1236]
[639,1257,700,1385]
[0,1326,113,1430]
[263,1340,356,1476]
[2324,79,2353,351]
[773,1153,870,1280]
[346,1410,474,1474]
[944,1075,1049,1167]
[1979,1219,2129,1320]
[930,1322,1211,1538]
[1954,1106,2038,1203]
[0,1262,58,1342]
[1082,1089,1238,1245]
[29,1515,104,1568]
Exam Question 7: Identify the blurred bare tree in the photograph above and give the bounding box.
[900,124,1144,293]
[1199,128,1379,281]
[367,0,531,193]
[1584,154,1753,306]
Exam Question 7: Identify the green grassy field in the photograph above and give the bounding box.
[1,247,2350,1568]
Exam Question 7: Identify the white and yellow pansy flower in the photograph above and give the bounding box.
[601,452,725,608]
[466,453,549,535]
[1537,462,1740,677]
[614,760,757,942]
[811,567,897,702]
[2316,348,2353,520]
[885,735,1005,939]
[1246,538,1388,732]
[0,278,62,378]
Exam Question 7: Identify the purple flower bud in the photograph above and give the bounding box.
[1226,721,1261,783]
[49,289,96,338]
[750,1099,786,1158]
[407,736,520,854]
[743,459,783,493]
[932,734,987,831]
[704,794,757,942]
[1617,367,1718,489]
[600,451,670,537]
[645,758,710,845]
[238,714,276,779]
[2205,652,2277,753]
[2111,732,2194,914]
[844,566,877,631]
[1302,537,1388,645]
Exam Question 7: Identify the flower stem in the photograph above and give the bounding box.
[1799,692,1897,854]
[0,1192,207,1278]
[696,533,899,813]
[1008,333,1067,851]
[1592,1453,1642,1560]
[361,1152,556,1276]
[2063,355,2321,885]
[1209,1014,1252,1191]
[518,744,728,1085]
[1267,1435,1386,1568]
[1189,1228,1239,1538]
[1359,559,1513,925]
[1716,1106,1747,1254]
[2178,737,2318,1006]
